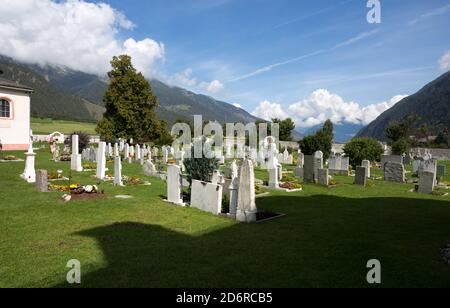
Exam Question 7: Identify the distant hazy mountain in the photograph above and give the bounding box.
[357,71,450,140]
[300,122,365,143]
[9,57,262,127]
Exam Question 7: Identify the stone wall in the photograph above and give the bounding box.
[411,148,450,161]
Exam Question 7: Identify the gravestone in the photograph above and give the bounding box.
[89,147,97,163]
[143,160,157,177]
[341,157,350,172]
[163,147,169,164]
[36,170,48,192]
[297,151,304,167]
[361,160,371,178]
[114,143,119,157]
[412,159,421,174]
[130,146,135,161]
[70,135,83,172]
[313,151,324,182]
[381,155,403,170]
[236,160,257,223]
[328,156,338,170]
[419,159,437,185]
[437,165,446,180]
[191,180,223,215]
[96,142,106,180]
[318,169,329,186]
[303,155,315,183]
[294,167,304,178]
[403,155,412,165]
[135,145,141,161]
[384,162,405,183]
[418,171,435,194]
[124,144,130,161]
[211,170,225,185]
[355,167,367,187]
[228,161,239,217]
[114,156,123,186]
[167,165,184,205]
[268,167,279,189]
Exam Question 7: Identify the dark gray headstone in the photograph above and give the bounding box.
[437,165,446,178]
[355,167,367,187]
[303,155,315,183]
[318,169,329,186]
[384,162,405,183]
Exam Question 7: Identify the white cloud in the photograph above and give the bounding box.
[0,0,164,76]
[287,89,407,128]
[439,50,450,71]
[169,68,198,87]
[205,80,224,93]
[359,95,408,124]
[252,100,289,121]
[233,103,242,109]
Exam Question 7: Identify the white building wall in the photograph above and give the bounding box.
[0,88,31,151]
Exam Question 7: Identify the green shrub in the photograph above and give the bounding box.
[184,142,220,185]
[343,137,383,167]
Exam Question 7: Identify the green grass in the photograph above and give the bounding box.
[1,147,450,288]
[31,118,97,135]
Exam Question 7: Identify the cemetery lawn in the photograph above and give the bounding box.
[1,147,450,288]
[31,118,97,135]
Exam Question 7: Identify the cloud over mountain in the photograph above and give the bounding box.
[0,0,165,76]
[252,89,407,128]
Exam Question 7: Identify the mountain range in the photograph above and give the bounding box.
[0,56,262,127]
[2,55,448,142]
[356,70,450,140]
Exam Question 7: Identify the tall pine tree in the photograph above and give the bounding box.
[96,55,169,143]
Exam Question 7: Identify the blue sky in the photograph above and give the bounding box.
[102,0,450,126]
[1,0,449,127]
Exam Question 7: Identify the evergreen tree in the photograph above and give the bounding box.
[96,55,169,143]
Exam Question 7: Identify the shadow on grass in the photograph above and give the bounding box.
[54,195,450,288]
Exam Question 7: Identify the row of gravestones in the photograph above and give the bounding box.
[380,154,446,194]
[166,160,258,223]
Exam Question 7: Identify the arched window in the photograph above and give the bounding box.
[0,99,11,118]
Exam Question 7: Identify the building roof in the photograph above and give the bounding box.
[0,77,34,93]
